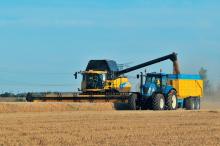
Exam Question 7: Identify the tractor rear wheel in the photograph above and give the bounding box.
[128,94,137,110]
[152,93,165,110]
[185,97,195,110]
[165,90,178,110]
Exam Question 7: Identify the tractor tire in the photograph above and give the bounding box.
[165,90,178,110]
[152,93,165,110]
[128,94,137,110]
[194,97,201,110]
[184,97,195,110]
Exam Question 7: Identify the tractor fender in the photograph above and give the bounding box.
[163,85,176,97]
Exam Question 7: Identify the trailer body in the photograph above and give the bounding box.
[169,74,203,98]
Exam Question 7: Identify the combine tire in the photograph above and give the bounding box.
[194,97,201,110]
[165,90,178,110]
[26,93,33,102]
[152,93,165,110]
[128,94,137,110]
[184,97,195,110]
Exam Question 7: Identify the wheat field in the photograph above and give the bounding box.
[0,102,219,146]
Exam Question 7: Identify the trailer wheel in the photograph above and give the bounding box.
[165,90,178,110]
[184,97,195,110]
[152,93,165,110]
[128,94,137,110]
[194,97,200,110]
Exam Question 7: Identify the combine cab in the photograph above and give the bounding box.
[78,60,131,93]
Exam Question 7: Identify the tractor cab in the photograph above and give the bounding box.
[141,73,173,97]
[136,72,177,110]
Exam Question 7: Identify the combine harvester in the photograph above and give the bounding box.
[26,52,203,110]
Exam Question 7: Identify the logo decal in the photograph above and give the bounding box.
[120,82,129,89]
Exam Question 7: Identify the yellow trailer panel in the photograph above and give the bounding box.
[169,74,203,99]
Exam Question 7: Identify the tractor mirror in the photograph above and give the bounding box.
[74,72,78,79]
[137,74,140,79]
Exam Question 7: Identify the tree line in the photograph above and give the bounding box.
[0,92,27,98]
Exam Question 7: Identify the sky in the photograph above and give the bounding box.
[0,0,220,93]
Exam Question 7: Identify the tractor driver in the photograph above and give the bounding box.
[156,79,160,86]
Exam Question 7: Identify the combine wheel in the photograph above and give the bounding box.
[26,93,33,102]
[184,97,195,110]
[128,94,137,110]
[165,90,178,110]
[152,93,165,110]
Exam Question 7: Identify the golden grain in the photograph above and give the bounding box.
[0,102,219,146]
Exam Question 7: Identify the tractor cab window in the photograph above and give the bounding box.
[161,76,168,86]
[146,76,154,83]
[145,76,161,86]
[146,76,155,83]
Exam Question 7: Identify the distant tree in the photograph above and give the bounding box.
[217,84,220,94]
[199,67,212,95]
[0,92,16,97]
[16,93,27,97]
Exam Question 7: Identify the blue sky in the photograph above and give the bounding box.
[0,0,220,92]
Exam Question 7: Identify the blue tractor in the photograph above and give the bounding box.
[128,72,203,110]
[137,72,178,110]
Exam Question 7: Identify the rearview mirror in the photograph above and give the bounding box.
[74,72,78,79]
[137,74,140,79]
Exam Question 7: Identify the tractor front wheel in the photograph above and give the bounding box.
[152,93,165,110]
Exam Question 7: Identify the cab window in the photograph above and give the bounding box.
[161,76,167,86]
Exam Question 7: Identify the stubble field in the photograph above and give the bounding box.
[0,100,219,146]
